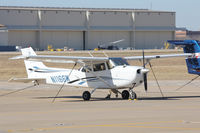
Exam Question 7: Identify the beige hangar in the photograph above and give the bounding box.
[0,7,175,50]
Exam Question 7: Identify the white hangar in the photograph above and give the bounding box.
[0,6,175,50]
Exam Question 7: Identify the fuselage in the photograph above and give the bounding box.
[30,65,147,89]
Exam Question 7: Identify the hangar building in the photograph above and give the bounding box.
[0,6,175,50]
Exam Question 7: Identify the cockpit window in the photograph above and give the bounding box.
[185,45,195,53]
[81,66,92,73]
[110,58,129,66]
[93,63,106,71]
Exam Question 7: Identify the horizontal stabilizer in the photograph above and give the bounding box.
[9,55,26,60]
[8,77,46,84]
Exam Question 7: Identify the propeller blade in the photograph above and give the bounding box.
[144,73,148,91]
[142,50,147,91]
[142,49,145,68]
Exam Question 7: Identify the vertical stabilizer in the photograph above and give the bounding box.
[168,40,200,75]
[21,47,47,78]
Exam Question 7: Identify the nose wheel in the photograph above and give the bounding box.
[129,90,137,100]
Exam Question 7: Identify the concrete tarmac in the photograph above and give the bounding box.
[0,80,200,133]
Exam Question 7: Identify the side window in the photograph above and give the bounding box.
[185,45,195,53]
[81,66,92,73]
[93,63,106,72]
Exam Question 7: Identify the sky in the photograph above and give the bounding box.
[0,0,199,30]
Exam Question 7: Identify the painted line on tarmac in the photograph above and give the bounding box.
[8,120,200,132]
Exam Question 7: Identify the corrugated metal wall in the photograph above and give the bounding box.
[41,31,83,50]
[0,7,175,50]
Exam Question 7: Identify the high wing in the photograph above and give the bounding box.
[10,47,193,64]
[27,55,109,64]
[124,53,193,60]
[11,54,109,65]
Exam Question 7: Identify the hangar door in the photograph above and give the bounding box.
[42,31,83,50]
[135,31,173,49]
[87,31,130,50]
[8,31,37,48]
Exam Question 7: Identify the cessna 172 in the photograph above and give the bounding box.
[9,40,199,101]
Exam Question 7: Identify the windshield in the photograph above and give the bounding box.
[109,58,129,66]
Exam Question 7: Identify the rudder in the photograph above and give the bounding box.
[168,40,200,75]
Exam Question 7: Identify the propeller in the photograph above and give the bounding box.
[142,50,148,91]
[142,50,163,98]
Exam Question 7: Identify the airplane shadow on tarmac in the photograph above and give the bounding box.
[34,95,200,102]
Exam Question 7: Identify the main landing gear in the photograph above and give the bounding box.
[121,88,137,100]
[82,88,137,101]
[82,88,97,101]
[82,91,91,101]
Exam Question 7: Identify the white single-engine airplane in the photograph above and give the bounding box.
[10,46,193,101]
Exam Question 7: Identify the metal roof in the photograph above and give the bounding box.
[0,6,175,13]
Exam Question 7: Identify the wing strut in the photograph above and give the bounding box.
[52,62,77,103]
[149,62,164,98]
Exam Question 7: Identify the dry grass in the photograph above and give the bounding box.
[0,50,197,81]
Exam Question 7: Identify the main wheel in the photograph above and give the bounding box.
[82,91,91,101]
[122,90,129,99]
